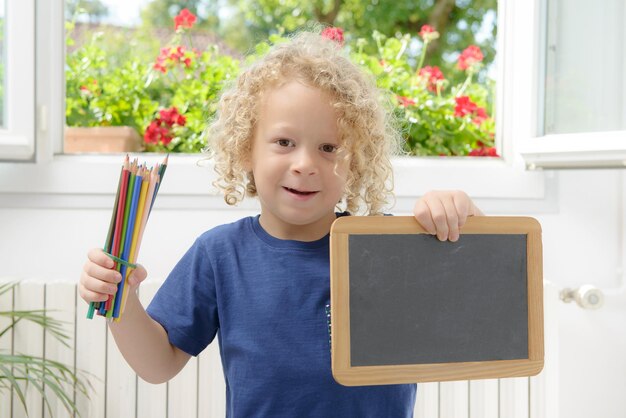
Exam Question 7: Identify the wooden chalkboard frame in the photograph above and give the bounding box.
[329,216,544,386]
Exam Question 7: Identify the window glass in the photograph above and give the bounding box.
[65,0,497,157]
[0,0,35,161]
[544,0,625,134]
[0,0,5,128]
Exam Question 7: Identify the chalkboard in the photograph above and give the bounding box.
[329,216,543,386]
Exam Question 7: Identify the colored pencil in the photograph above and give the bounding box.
[103,161,134,315]
[111,165,143,318]
[116,168,151,321]
[88,155,168,321]
[87,156,128,319]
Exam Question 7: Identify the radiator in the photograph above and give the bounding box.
[0,279,558,418]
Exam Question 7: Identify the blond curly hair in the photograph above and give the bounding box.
[206,30,402,215]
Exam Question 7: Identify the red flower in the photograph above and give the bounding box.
[419,25,434,37]
[454,96,489,126]
[170,46,185,60]
[469,146,499,157]
[397,96,416,107]
[473,107,488,125]
[159,107,186,127]
[144,120,172,145]
[153,63,166,73]
[418,66,445,92]
[419,25,439,42]
[321,27,344,46]
[153,48,170,73]
[457,45,484,71]
[454,96,477,117]
[153,46,194,74]
[174,8,196,30]
[145,107,187,147]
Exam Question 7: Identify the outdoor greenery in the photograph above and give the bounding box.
[356,26,495,156]
[0,282,90,417]
[65,22,160,134]
[66,15,240,153]
[137,0,497,86]
[66,0,497,156]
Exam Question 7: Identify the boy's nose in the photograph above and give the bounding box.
[292,149,318,175]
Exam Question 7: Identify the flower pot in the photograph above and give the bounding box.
[64,126,144,153]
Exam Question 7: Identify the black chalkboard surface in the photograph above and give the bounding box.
[329,216,543,386]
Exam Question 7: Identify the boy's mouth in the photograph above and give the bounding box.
[284,186,317,196]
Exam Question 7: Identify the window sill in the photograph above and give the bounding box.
[392,156,545,198]
[0,153,551,212]
[519,131,626,169]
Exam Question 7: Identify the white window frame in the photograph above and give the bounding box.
[518,0,626,169]
[0,0,554,213]
[0,0,35,161]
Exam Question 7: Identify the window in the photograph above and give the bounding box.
[0,0,551,210]
[519,0,626,169]
[64,0,499,158]
[0,0,35,161]
[544,0,624,135]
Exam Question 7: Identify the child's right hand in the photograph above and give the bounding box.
[79,248,148,303]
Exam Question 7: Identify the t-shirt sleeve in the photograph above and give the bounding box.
[146,237,219,356]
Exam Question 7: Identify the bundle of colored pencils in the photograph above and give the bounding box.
[87,154,168,321]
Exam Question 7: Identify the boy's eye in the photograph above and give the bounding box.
[276,139,294,147]
[320,144,338,153]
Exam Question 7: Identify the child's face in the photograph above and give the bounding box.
[247,79,348,241]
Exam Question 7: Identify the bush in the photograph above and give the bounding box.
[66,13,496,157]
[143,34,239,152]
[352,27,496,156]
[65,14,239,154]
[65,22,159,135]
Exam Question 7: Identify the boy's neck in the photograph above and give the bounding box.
[258,212,337,242]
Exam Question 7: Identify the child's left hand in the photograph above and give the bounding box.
[413,190,483,242]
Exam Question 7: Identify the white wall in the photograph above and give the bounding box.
[0,200,255,281]
[1,170,622,288]
[1,168,625,417]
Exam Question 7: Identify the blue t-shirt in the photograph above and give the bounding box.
[147,215,416,418]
